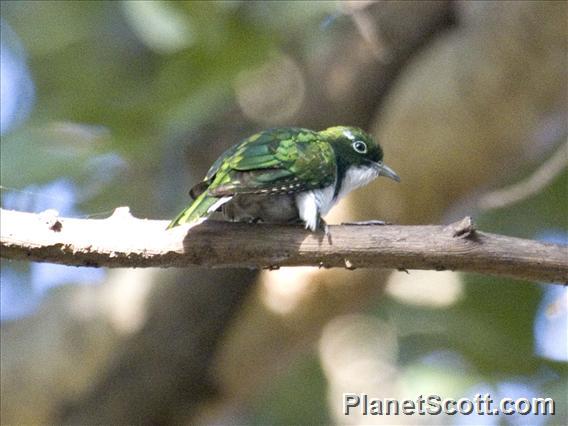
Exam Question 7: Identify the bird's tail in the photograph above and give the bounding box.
[166,193,229,229]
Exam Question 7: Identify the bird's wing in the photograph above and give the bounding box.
[188,143,240,199]
[167,129,336,229]
[208,128,337,197]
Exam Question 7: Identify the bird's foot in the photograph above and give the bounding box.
[341,220,390,226]
[317,218,332,244]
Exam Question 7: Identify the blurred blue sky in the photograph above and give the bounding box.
[1,21,107,321]
[0,20,34,135]
[533,232,568,363]
[1,178,107,321]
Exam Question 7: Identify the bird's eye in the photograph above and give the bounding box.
[352,141,367,154]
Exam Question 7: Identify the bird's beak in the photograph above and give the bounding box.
[377,162,400,182]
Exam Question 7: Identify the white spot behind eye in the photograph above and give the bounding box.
[343,130,355,141]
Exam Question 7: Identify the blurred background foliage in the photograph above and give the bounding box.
[0,1,566,425]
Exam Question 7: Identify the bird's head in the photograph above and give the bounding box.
[319,126,400,183]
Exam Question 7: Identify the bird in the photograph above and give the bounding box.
[167,126,399,232]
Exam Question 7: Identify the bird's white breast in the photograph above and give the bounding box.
[296,185,335,231]
[295,165,379,231]
[336,165,379,201]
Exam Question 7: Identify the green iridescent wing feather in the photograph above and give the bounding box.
[167,128,336,228]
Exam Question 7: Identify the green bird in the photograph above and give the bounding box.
[167,126,399,231]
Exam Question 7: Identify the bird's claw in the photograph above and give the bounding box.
[317,218,332,244]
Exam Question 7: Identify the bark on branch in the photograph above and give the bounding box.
[1,207,566,283]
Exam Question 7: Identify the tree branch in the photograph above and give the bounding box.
[1,207,566,283]
[478,138,568,211]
